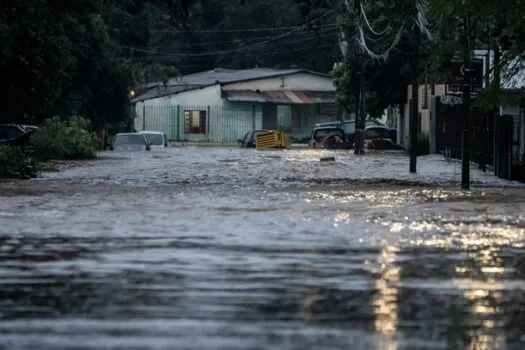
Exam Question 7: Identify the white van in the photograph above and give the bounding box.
[138,131,169,148]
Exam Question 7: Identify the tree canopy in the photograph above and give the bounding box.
[1,0,525,128]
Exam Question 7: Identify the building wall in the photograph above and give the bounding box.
[135,101,264,143]
[134,84,222,124]
[400,84,447,149]
[221,73,335,92]
[132,74,336,143]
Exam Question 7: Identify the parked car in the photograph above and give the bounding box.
[0,124,38,145]
[308,126,352,149]
[139,131,169,148]
[109,133,151,151]
[314,121,342,128]
[363,126,403,150]
[315,119,397,144]
[238,129,273,148]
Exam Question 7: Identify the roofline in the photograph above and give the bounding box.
[130,84,215,103]
[219,69,332,86]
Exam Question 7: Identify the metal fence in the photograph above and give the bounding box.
[133,105,335,143]
[436,97,525,181]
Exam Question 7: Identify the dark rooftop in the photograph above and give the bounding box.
[132,68,332,103]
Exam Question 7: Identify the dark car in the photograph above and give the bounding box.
[316,119,397,144]
[342,119,397,144]
[363,126,403,150]
[109,133,151,151]
[0,124,38,145]
[308,127,352,149]
[238,129,273,148]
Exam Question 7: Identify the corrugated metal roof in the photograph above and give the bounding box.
[132,68,334,103]
[130,84,206,103]
[223,90,336,104]
[141,68,331,89]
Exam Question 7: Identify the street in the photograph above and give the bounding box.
[1,148,525,349]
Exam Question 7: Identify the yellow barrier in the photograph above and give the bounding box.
[255,131,291,149]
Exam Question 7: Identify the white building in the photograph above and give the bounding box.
[131,68,338,142]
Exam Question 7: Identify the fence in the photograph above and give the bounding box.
[436,97,525,182]
[133,104,336,143]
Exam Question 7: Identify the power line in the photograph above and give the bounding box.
[147,25,309,34]
[127,30,339,55]
[139,26,339,48]
[122,11,338,58]
[115,8,336,35]
[122,31,338,58]
[141,43,338,68]
[132,23,339,34]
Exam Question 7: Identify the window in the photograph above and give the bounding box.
[142,133,164,145]
[0,125,23,140]
[365,127,389,140]
[184,110,206,134]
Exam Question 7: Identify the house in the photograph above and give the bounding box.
[130,68,338,142]
[397,50,525,180]
[398,83,447,152]
[398,49,525,154]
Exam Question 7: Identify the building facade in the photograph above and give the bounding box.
[131,68,338,143]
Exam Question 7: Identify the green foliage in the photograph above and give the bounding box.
[0,0,134,128]
[31,117,99,162]
[332,60,355,113]
[0,145,37,179]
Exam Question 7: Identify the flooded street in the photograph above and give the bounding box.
[1,147,525,349]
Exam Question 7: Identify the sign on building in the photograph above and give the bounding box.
[446,57,484,94]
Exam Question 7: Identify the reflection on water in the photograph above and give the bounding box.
[1,149,525,349]
[463,246,506,350]
[373,246,399,350]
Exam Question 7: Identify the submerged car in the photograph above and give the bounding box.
[308,127,352,149]
[315,119,397,144]
[238,129,273,148]
[363,126,403,150]
[110,133,151,151]
[139,131,168,148]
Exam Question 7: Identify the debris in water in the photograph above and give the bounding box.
[320,157,335,162]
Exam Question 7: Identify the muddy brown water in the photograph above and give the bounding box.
[1,148,525,349]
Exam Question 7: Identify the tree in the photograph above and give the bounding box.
[0,0,135,130]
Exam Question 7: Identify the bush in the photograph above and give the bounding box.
[0,145,37,178]
[31,117,99,161]
[408,132,430,156]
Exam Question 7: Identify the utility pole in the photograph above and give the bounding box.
[357,60,366,154]
[354,0,365,155]
[409,17,420,173]
[461,9,472,189]
[353,52,362,154]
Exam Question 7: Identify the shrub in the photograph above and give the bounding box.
[31,117,99,161]
[408,132,430,156]
[0,144,37,178]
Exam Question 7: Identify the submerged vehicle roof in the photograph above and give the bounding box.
[313,126,345,130]
[138,130,164,135]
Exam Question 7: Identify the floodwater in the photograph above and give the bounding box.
[1,147,525,350]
